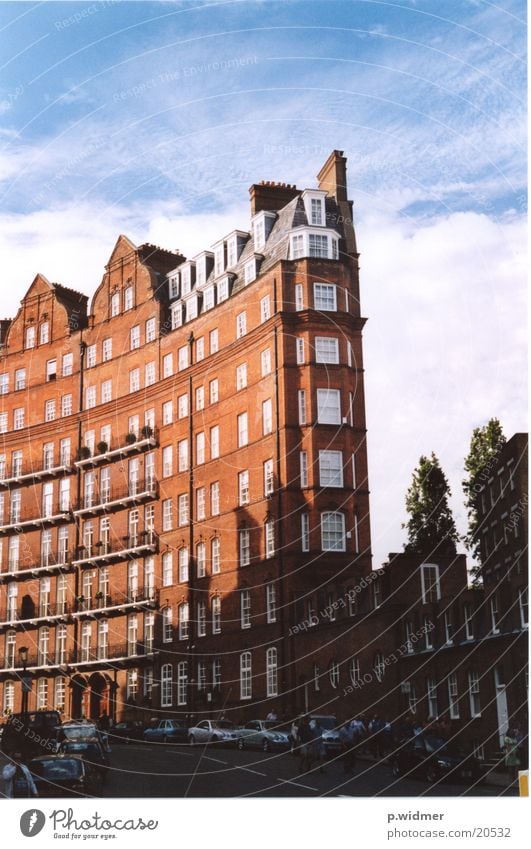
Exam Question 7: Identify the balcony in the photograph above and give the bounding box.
[0,550,75,582]
[1,643,155,673]
[0,461,73,489]
[73,532,159,567]
[0,602,72,627]
[72,590,159,618]
[73,478,158,517]
[0,501,71,535]
[75,428,159,468]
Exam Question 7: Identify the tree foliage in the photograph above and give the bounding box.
[403,452,460,557]
[462,418,506,563]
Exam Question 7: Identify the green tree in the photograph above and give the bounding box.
[462,418,506,565]
[403,453,460,556]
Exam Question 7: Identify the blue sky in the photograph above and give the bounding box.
[0,0,527,567]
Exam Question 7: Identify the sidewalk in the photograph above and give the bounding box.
[355,749,514,788]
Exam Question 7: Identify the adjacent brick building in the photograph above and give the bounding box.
[0,151,372,725]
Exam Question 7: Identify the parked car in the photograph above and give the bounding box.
[188,719,239,746]
[237,720,290,752]
[143,719,188,744]
[14,755,101,798]
[60,721,110,753]
[110,721,145,744]
[1,711,62,759]
[390,734,482,784]
[58,737,110,779]
[310,715,342,755]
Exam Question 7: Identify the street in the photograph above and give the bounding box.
[91,742,516,798]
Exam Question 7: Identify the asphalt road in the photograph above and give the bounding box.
[93,742,517,798]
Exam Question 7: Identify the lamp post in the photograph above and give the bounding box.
[19,646,30,713]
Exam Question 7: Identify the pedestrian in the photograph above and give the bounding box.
[310,718,326,773]
[504,729,521,784]
[266,709,278,722]
[297,716,314,773]
[382,720,394,756]
[369,714,384,759]
[290,716,300,754]
[340,720,356,774]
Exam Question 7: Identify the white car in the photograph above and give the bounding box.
[237,720,290,752]
[188,719,239,746]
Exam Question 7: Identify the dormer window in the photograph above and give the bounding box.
[168,275,179,300]
[217,276,230,303]
[186,295,198,321]
[310,197,324,225]
[244,259,256,284]
[302,189,327,227]
[171,303,183,329]
[181,264,194,296]
[251,212,276,251]
[288,227,339,261]
[227,236,238,268]
[203,285,215,312]
[193,251,214,288]
[291,234,304,259]
[214,243,225,277]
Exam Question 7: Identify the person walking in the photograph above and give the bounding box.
[310,718,326,773]
[340,721,356,774]
[297,716,313,773]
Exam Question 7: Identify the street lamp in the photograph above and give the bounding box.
[19,646,29,713]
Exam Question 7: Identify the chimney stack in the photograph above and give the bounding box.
[317,150,348,202]
[249,181,300,215]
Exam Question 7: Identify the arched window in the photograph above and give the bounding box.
[240,651,252,700]
[329,660,340,689]
[178,547,189,583]
[374,652,385,682]
[211,537,220,573]
[161,663,173,707]
[177,662,188,706]
[266,647,278,697]
[162,607,173,643]
[212,596,221,633]
[349,657,360,686]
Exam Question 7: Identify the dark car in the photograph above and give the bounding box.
[1,711,62,759]
[110,721,145,744]
[143,719,188,744]
[390,734,482,784]
[14,755,101,798]
[58,737,110,779]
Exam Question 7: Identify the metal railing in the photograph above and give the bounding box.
[74,479,158,514]
[74,532,158,565]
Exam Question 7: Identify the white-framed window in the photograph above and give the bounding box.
[102,338,112,362]
[129,368,140,394]
[316,388,341,424]
[314,283,337,311]
[178,439,188,472]
[291,234,304,260]
[178,394,188,419]
[444,611,453,644]
[210,426,219,459]
[61,394,73,417]
[321,511,346,551]
[265,520,275,558]
[315,337,339,364]
[244,259,256,284]
[196,542,206,578]
[162,353,173,379]
[162,498,173,532]
[45,358,57,382]
[0,373,8,395]
[44,400,55,422]
[124,285,134,311]
[240,651,252,700]
[146,317,156,343]
[319,450,343,487]
[296,338,305,365]
[210,481,220,516]
[15,368,26,389]
[162,445,173,478]
[309,233,331,258]
[294,283,304,311]
[519,587,528,628]
[13,407,25,430]
[196,432,205,464]
[162,551,173,587]
[239,470,249,505]
[110,292,120,316]
[126,669,139,701]
[209,379,219,404]
[178,493,189,526]
[300,451,308,487]
[374,652,385,682]
[162,400,173,425]
[266,647,278,697]
[240,589,251,629]
[37,677,48,710]
[424,616,433,649]
[239,529,250,566]
[86,344,97,368]
[349,657,361,686]
[464,603,474,640]
[178,547,189,583]
[178,602,189,639]
[264,459,274,496]
[177,662,188,706]
[261,349,271,376]
[162,607,173,642]
[421,563,441,603]
[161,664,173,706]
[448,673,459,719]
[211,537,220,573]
[196,486,206,521]
[144,362,156,387]
[427,679,438,719]
[266,583,276,623]
[171,303,182,329]
[4,680,15,711]
[178,345,189,371]
[262,399,273,434]
[297,389,307,425]
[468,671,481,717]
[130,325,140,351]
[54,677,66,711]
[310,196,324,225]
[260,295,271,323]
[101,380,112,403]
[40,322,50,344]
[212,596,221,633]
[209,328,219,354]
[197,602,207,637]
[0,412,7,434]
[236,312,247,339]
[196,336,205,362]
[203,286,215,311]
[237,413,248,448]
[301,513,310,551]
[25,325,35,349]
[490,594,499,633]
[236,363,247,391]
[329,661,340,689]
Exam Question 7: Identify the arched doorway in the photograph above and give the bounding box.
[89,672,110,720]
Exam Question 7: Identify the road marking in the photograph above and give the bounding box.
[203,755,228,765]
[163,748,194,757]
[277,777,318,792]
[236,766,267,777]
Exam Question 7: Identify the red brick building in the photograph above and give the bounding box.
[0,151,372,725]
